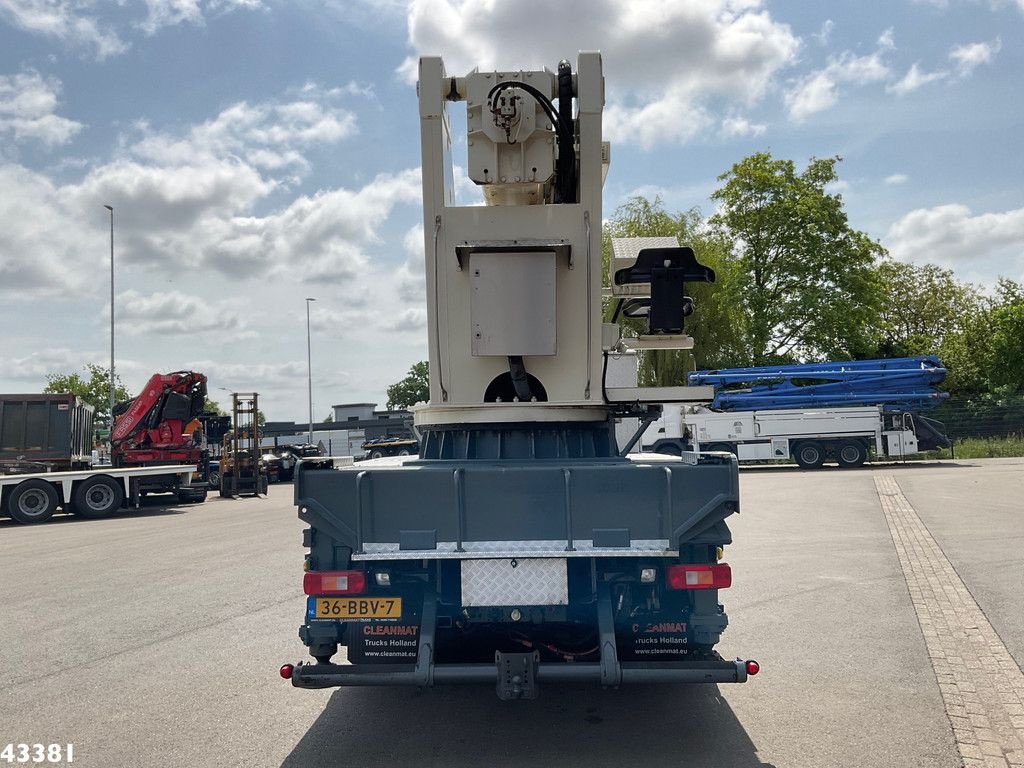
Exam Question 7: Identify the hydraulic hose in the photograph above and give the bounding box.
[508,356,533,401]
[556,60,577,204]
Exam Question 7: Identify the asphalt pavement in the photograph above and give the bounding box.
[1,458,1021,767]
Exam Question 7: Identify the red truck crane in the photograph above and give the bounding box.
[111,371,208,465]
[111,371,210,502]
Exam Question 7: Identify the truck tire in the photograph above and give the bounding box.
[71,476,124,519]
[398,448,412,456]
[836,440,867,468]
[793,441,825,469]
[8,479,59,524]
[706,443,735,455]
[207,468,220,488]
[370,449,385,459]
[177,488,208,504]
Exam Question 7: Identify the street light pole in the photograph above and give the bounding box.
[104,205,114,428]
[305,298,316,444]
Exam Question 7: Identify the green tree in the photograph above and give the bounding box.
[387,361,430,409]
[933,278,1024,397]
[323,413,334,423]
[603,196,744,386]
[874,261,982,358]
[44,364,130,425]
[203,398,226,415]
[937,317,990,396]
[710,153,884,364]
[985,279,1024,393]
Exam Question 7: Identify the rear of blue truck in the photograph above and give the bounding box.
[284,450,756,699]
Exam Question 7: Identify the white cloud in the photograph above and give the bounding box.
[398,0,798,149]
[949,38,1001,77]
[605,93,714,149]
[113,289,246,336]
[812,19,833,46]
[885,173,909,185]
[396,223,426,302]
[0,70,84,146]
[887,62,949,95]
[388,307,427,332]
[877,28,895,50]
[721,115,767,138]
[0,0,128,59]
[0,163,92,296]
[0,86,420,301]
[0,348,102,381]
[239,167,422,284]
[138,0,206,33]
[54,164,419,282]
[130,96,357,173]
[183,358,317,394]
[785,41,891,121]
[879,37,998,98]
[885,203,1024,281]
[0,0,263,56]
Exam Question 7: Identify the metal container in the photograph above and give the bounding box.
[0,394,95,469]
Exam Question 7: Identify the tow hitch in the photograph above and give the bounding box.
[495,651,540,700]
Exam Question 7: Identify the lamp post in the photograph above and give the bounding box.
[305,298,316,444]
[103,205,114,428]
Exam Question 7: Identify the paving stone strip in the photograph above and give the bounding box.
[875,474,1024,768]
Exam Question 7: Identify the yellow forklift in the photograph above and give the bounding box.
[219,393,269,498]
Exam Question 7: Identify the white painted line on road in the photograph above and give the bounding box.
[875,474,1024,768]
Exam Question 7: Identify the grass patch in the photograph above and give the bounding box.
[950,435,1024,459]
[914,434,1024,460]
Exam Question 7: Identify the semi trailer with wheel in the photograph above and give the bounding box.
[1,384,209,522]
[360,436,418,459]
[0,464,196,524]
[644,358,952,467]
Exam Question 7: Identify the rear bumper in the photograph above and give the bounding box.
[289,656,751,689]
[289,588,754,693]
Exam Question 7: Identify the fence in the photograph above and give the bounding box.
[931,395,1024,440]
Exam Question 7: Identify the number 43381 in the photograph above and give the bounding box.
[1,745,74,763]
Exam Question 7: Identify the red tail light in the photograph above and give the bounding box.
[745,660,760,676]
[303,570,366,595]
[666,563,732,590]
[279,664,294,679]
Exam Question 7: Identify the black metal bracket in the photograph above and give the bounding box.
[495,651,540,700]
[596,583,622,688]
[613,247,714,334]
[413,592,438,688]
[617,405,663,456]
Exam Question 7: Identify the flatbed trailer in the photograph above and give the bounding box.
[0,464,195,524]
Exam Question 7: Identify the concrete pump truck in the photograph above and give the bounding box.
[282,53,758,699]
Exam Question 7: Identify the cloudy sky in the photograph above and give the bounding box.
[1,0,1021,420]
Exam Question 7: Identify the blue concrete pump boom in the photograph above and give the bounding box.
[688,356,948,412]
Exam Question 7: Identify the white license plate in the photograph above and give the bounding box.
[461,558,568,606]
